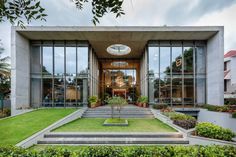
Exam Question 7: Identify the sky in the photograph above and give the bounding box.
[1,0,236,57]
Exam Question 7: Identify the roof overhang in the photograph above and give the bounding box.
[14,26,223,58]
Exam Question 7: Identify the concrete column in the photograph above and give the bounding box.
[206,28,224,105]
[11,28,30,114]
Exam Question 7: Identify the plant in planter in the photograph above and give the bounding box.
[88,96,99,108]
[106,96,127,119]
[137,96,148,107]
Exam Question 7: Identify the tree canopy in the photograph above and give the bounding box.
[0,0,125,26]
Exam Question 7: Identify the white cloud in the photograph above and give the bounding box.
[0,0,236,57]
[192,3,236,52]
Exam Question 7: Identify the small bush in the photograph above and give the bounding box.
[225,98,236,105]
[196,122,235,141]
[232,112,236,118]
[137,96,148,103]
[152,104,168,110]
[88,96,98,104]
[0,108,11,118]
[173,119,196,130]
[201,104,230,112]
[162,112,197,129]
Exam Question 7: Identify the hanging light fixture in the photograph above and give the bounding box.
[107,44,131,56]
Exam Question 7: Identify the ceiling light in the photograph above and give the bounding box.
[107,44,131,56]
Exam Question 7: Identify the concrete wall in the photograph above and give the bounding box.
[11,29,30,114]
[206,28,224,105]
[140,47,148,96]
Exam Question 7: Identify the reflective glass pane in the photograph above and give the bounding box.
[160,74,171,104]
[183,78,194,106]
[66,76,77,106]
[66,47,76,75]
[172,47,182,75]
[42,47,53,75]
[54,47,64,76]
[31,78,41,107]
[183,47,193,74]
[160,47,171,74]
[148,47,159,74]
[77,47,88,75]
[54,77,64,106]
[42,78,53,106]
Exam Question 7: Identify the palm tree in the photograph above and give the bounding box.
[0,41,10,77]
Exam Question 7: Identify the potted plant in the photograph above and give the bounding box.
[88,96,99,108]
[140,96,148,108]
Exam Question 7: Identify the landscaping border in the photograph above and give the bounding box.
[16,107,87,148]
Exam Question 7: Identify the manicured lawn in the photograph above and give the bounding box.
[0,108,76,145]
[105,118,127,124]
[53,118,176,132]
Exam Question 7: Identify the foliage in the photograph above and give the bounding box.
[152,104,168,110]
[162,111,197,129]
[107,96,127,118]
[201,104,230,112]
[1,145,236,157]
[0,0,47,27]
[0,41,10,77]
[137,96,148,103]
[0,108,10,118]
[0,0,124,26]
[232,112,236,118]
[196,122,236,141]
[88,95,98,104]
[225,98,236,105]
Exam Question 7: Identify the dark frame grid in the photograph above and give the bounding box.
[147,40,206,108]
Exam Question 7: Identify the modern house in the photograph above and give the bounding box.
[11,26,224,113]
[224,50,236,98]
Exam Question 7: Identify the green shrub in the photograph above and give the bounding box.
[201,104,230,112]
[196,122,235,141]
[225,98,236,105]
[88,96,98,104]
[0,145,236,157]
[162,112,197,129]
[232,112,236,118]
[153,104,168,110]
[137,96,148,103]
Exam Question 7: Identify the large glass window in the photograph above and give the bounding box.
[148,42,206,107]
[30,41,89,107]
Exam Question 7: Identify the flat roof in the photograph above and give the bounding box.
[14,26,223,58]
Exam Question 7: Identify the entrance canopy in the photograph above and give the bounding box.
[15,26,221,59]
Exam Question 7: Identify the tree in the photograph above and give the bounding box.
[107,96,127,119]
[0,0,125,26]
[0,41,10,95]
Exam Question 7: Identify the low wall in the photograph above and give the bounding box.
[198,109,236,132]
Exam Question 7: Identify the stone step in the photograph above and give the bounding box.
[38,137,189,145]
[82,115,154,118]
[44,132,184,138]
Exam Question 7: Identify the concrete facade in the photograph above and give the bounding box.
[11,26,224,113]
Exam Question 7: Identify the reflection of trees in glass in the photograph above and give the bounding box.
[42,66,52,75]
[164,48,193,74]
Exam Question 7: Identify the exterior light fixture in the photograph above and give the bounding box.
[111,61,128,67]
[107,44,131,56]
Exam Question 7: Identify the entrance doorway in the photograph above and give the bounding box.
[113,89,126,99]
[100,59,140,104]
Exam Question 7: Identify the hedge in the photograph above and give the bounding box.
[233,112,236,118]
[200,104,230,112]
[0,145,236,157]
[196,122,236,141]
[162,112,197,129]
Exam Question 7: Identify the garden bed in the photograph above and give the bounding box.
[103,118,128,126]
